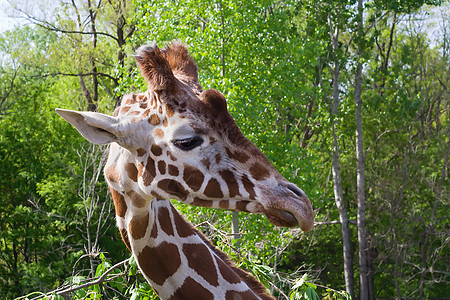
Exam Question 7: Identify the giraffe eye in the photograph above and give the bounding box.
[173,136,203,151]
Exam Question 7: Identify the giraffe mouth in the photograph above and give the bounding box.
[264,210,298,228]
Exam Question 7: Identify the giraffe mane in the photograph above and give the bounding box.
[192,226,275,300]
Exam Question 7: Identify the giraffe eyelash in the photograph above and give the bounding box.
[172,136,204,151]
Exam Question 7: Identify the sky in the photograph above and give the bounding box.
[0,0,27,33]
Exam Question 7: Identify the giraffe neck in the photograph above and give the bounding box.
[112,187,273,299]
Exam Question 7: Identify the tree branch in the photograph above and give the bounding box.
[29,72,119,85]
[12,5,119,42]
[314,220,357,226]
[39,258,130,298]
[0,68,18,114]
[345,10,390,56]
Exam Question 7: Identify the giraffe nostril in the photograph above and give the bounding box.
[286,184,306,198]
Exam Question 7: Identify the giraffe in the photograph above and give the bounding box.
[56,41,314,299]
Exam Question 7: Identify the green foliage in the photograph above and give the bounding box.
[290,274,320,300]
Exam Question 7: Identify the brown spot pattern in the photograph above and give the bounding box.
[167,150,177,161]
[166,104,175,117]
[127,190,147,208]
[138,243,181,286]
[226,148,250,164]
[143,156,156,186]
[151,191,164,199]
[209,136,217,145]
[151,144,163,156]
[170,277,214,300]
[204,178,224,198]
[142,109,150,118]
[215,153,222,164]
[137,148,146,157]
[168,164,179,176]
[105,163,120,183]
[163,117,168,127]
[217,259,242,284]
[242,174,256,200]
[125,162,138,182]
[157,179,188,201]
[236,201,250,212]
[183,164,205,192]
[125,96,136,105]
[150,220,158,238]
[182,243,219,286]
[219,200,230,209]
[129,213,149,240]
[158,160,166,174]
[192,197,213,208]
[225,290,259,300]
[153,128,164,138]
[249,163,270,181]
[219,170,240,197]
[120,106,131,114]
[109,188,127,218]
[158,206,174,236]
[171,206,194,238]
[201,158,211,170]
[149,114,160,125]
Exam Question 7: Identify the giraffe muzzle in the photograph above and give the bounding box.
[262,183,314,231]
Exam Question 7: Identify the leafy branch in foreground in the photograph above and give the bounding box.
[290,274,350,300]
[16,255,131,300]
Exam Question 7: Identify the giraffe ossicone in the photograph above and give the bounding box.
[56,41,314,299]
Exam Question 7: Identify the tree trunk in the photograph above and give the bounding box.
[328,13,356,300]
[79,75,95,111]
[355,1,372,299]
[87,0,98,111]
[355,63,371,299]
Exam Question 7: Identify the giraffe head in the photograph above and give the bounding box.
[56,42,314,231]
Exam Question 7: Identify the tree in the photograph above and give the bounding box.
[327,3,356,298]
[11,0,136,110]
[353,0,372,298]
[0,24,127,298]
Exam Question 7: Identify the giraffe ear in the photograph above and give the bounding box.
[200,89,228,113]
[133,43,177,92]
[55,109,119,145]
[162,41,199,85]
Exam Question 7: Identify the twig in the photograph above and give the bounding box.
[28,71,119,85]
[24,258,130,299]
[314,220,357,226]
[268,281,290,300]
[58,258,129,295]
[313,282,350,297]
